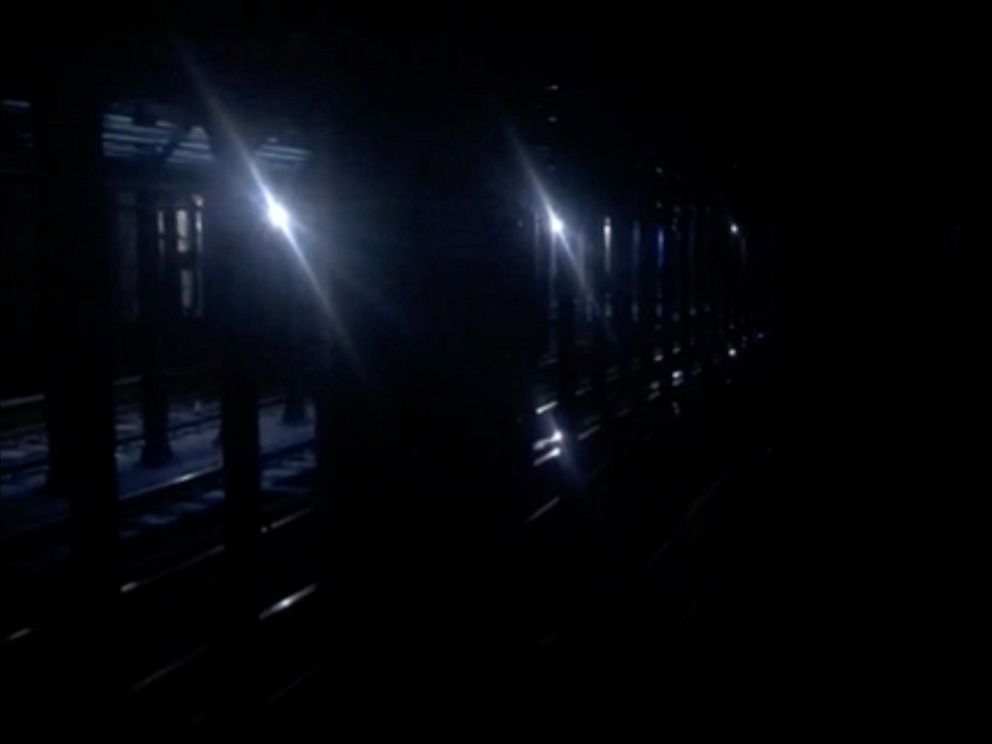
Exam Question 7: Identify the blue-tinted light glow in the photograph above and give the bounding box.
[266,197,290,232]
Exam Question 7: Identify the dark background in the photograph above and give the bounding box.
[2,6,985,689]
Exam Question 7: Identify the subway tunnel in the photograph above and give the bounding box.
[0,15,985,738]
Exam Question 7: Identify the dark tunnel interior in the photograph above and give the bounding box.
[0,11,985,737]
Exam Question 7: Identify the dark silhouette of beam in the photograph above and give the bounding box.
[136,188,173,467]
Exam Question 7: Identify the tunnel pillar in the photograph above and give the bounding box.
[206,125,262,629]
[612,213,635,402]
[34,54,121,727]
[201,115,266,727]
[136,188,173,467]
[281,281,309,425]
[552,217,577,428]
[35,63,119,608]
[685,204,700,365]
[589,213,610,419]
[637,214,661,391]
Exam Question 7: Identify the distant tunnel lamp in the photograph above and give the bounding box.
[729,222,740,236]
[266,196,290,232]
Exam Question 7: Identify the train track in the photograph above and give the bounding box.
[0,368,207,432]
[0,437,313,553]
[1,472,322,738]
[0,341,770,739]
[0,394,288,477]
[1,438,317,644]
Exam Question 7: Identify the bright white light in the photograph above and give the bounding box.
[550,212,565,237]
[533,447,562,467]
[728,347,738,358]
[730,222,740,236]
[533,429,564,452]
[267,197,290,232]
